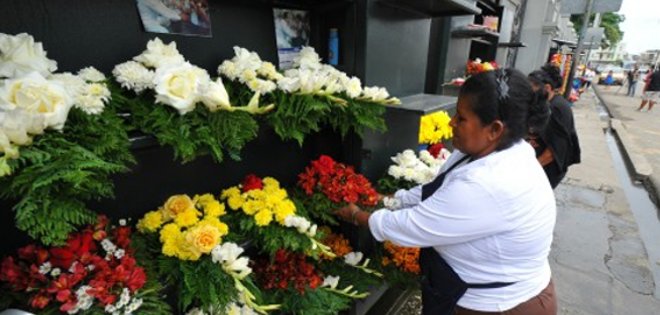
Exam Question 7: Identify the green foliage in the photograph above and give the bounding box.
[0,108,133,245]
[266,91,331,145]
[571,12,625,49]
[291,190,340,226]
[111,82,258,163]
[263,287,351,315]
[377,174,417,195]
[224,210,313,256]
[326,97,387,138]
[317,259,383,293]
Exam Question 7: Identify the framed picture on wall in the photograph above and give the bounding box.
[273,8,310,69]
[136,0,212,37]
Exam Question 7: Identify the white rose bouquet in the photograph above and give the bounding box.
[377,148,452,195]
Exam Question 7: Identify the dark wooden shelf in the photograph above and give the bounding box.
[497,42,526,48]
[378,0,481,17]
[451,28,500,41]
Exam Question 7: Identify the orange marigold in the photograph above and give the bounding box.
[383,241,421,274]
[320,227,353,260]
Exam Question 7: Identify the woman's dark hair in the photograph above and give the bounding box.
[459,68,550,150]
[540,63,563,89]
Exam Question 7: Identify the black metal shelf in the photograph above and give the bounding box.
[254,0,355,11]
[451,28,500,41]
[378,0,481,18]
[387,93,457,115]
[497,42,526,48]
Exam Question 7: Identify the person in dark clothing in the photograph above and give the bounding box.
[637,65,660,111]
[527,64,581,188]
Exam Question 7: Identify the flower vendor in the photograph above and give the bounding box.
[335,69,557,314]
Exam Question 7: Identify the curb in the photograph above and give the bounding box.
[593,87,660,206]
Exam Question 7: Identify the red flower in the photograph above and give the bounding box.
[113,226,132,249]
[312,155,336,176]
[1,257,27,290]
[30,293,50,309]
[242,174,264,192]
[50,230,97,269]
[428,143,444,158]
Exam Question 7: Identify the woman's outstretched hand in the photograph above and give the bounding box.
[334,203,360,225]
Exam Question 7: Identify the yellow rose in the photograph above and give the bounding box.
[185,223,221,255]
[162,194,195,220]
[174,208,200,228]
[227,195,245,210]
[203,200,225,217]
[254,209,273,226]
[159,223,181,243]
[137,211,163,233]
[175,237,202,261]
[201,217,229,237]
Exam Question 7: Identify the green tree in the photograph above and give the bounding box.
[571,12,625,49]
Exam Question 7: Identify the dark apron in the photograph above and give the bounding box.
[419,155,514,315]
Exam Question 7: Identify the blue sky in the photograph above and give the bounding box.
[619,0,660,54]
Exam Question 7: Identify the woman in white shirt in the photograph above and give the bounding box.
[336,69,557,315]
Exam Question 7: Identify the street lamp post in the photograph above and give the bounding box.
[564,0,595,98]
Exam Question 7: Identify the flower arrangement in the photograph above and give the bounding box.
[319,227,353,260]
[378,148,451,194]
[220,174,333,257]
[0,32,133,245]
[466,58,498,76]
[252,249,368,315]
[381,241,420,274]
[419,110,452,145]
[296,155,379,225]
[0,216,170,314]
[111,38,271,164]
[135,193,277,313]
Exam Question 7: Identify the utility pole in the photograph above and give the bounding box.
[564,0,595,98]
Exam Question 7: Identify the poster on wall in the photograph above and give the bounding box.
[273,8,310,69]
[136,0,212,37]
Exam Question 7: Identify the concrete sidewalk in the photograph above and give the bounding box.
[550,90,660,314]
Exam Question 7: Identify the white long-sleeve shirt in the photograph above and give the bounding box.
[369,141,556,312]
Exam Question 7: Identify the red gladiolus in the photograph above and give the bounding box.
[113,226,132,249]
[254,250,324,294]
[428,143,444,158]
[242,174,264,192]
[50,230,97,269]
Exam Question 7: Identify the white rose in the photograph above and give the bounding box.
[388,165,403,178]
[1,72,72,130]
[344,77,362,98]
[201,78,231,112]
[344,252,363,266]
[0,111,40,148]
[0,33,57,78]
[134,38,186,68]
[402,168,416,181]
[77,67,106,82]
[112,61,155,93]
[153,63,209,115]
[322,275,340,289]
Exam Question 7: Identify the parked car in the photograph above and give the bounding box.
[598,66,625,85]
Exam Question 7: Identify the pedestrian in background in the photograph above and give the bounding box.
[637,65,660,112]
[527,64,581,188]
[627,65,640,97]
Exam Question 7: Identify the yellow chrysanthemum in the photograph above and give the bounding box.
[137,210,164,233]
[162,239,179,257]
[194,193,216,206]
[221,187,241,199]
[262,177,279,189]
[246,189,266,200]
[202,200,225,217]
[174,208,201,228]
[274,200,296,224]
[242,200,263,215]
[162,194,195,220]
[227,195,244,210]
[419,110,453,144]
[254,209,273,226]
[160,223,181,244]
[185,223,222,255]
[201,217,229,237]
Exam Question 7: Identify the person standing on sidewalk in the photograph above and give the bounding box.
[637,65,660,111]
[335,69,557,315]
[626,65,640,97]
[527,64,581,188]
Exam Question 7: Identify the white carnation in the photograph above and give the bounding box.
[78,66,106,82]
[134,38,186,68]
[247,78,277,94]
[112,61,155,93]
[344,77,362,98]
[361,86,390,101]
[218,60,239,80]
[75,83,110,115]
[277,76,300,93]
[294,46,322,70]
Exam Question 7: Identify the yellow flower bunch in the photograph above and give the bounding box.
[137,194,229,261]
[220,177,296,227]
[418,110,453,144]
